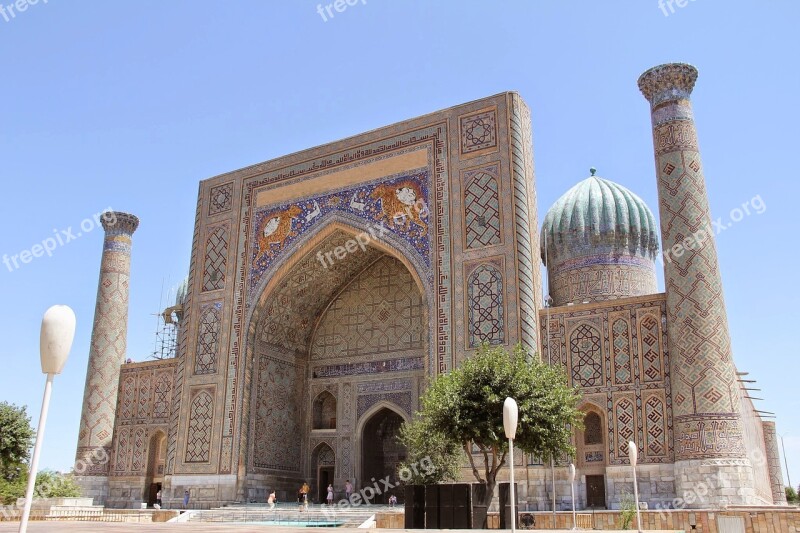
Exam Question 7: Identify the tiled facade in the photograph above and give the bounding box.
[79,66,785,511]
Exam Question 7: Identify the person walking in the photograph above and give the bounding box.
[183,490,190,509]
[345,479,353,502]
[326,484,334,506]
[156,489,162,508]
[268,490,276,511]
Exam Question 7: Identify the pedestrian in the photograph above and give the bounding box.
[268,490,276,511]
[326,484,334,506]
[388,494,397,507]
[156,489,162,508]
[345,479,353,502]
[183,490,190,509]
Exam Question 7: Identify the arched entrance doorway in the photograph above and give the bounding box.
[360,407,407,504]
[144,431,166,507]
[311,443,336,504]
[577,408,607,509]
[246,219,429,500]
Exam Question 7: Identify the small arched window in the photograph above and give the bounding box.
[584,412,603,445]
[313,391,337,430]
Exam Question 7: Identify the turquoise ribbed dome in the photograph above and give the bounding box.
[175,276,189,306]
[541,174,659,261]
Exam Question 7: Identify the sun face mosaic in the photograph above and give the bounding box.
[248,171,431,298]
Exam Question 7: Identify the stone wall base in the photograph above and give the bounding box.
[674,458,760,508]
[73,475,109,506]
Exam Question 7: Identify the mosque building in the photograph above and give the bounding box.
[73,63,785,510]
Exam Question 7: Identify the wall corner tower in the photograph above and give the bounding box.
[74,211,139,505]
[638,63,755,506]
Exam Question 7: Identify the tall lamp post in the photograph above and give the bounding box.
[503,398,519,533]
[569,463,576,530]
[628,440,643,533]
[19,305,76,533]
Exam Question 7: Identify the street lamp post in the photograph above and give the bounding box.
[503,398,519,533]
[569,463,576,530]
[19,305,76,533]
[628,440,643,533]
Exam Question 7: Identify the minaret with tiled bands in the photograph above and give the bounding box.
[638,64,754,505]
[74,211,139,504]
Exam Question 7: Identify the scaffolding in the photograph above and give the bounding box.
[147,278,186,360]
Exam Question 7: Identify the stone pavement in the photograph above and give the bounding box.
[0,525,684,533]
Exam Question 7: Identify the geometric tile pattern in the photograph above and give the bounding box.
[195,303,222,375]
[108,359,175,478]
[463,166,501,249]
[203,226,228,292]
[639,65,743,460]
[131,427,147,473]
[614,398,636,462]
[252,353,303,472]
[186,390,214,463]
[209,182,234,216]
[460,109,497,155]
[639,314,663,382]
[611,319,632,385]
[153,372,172,420]
[467,263,505,347]
[539,296,674,466]
[510,97,541,354]
[570,324,603,387]
[75,212,138,477]
[256,230,385,353]
[644,395,667,458]
[311,256,425,359]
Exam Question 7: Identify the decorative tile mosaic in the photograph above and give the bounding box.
[209,182,234,216]
[312,357,424,379]
[249,172,430,301]
[460,109,498,154]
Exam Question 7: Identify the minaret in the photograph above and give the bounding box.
[74,211,139,504]
[638,64,754,506]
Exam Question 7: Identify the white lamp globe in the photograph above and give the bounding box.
[40,305,76,375]
[503,397,519,439]
[628,440,638,467]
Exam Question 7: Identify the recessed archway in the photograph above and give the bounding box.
[245,218,429,499]
[144,430,166,507]
[357,403,409,504]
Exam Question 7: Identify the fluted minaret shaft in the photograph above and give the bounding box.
[639,64,745,464]
[762,421,787,504]
[75,212,139,482]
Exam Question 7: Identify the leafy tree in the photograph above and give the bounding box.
[786,486,798,503]
[0,470,82,505]
[398,414,462,485]
[0,402,35,482]
[403,344,582,507]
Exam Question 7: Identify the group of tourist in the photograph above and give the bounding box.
[263,480,398,508]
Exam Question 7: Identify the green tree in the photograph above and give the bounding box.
[33,470,82,498]
[403,344,582,507]
[398,414,462,485]
[0,402,35,482]
[786,485,798,504]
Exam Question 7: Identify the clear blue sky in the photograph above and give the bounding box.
[1,1,798,487]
